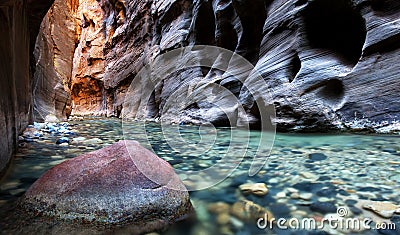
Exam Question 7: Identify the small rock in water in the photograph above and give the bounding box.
[349,206,362,215]
[290,192,300,199]
[216,213,231,225]
[298,193,313,201]
[22,127,40,138]
[316,188,337,197]
[239,183,269,196]
[362,201,400,218]
[34,122,46,130]
[308,153,328,161]
[345,199,358,206]
[230,200,273,223]
[310,202,337,214]
[168,159,183,165]
[56,137,69,145]
[71,137,86,144]
[208,202,231,214]
[300,172,318,180]
[276,192,286,199]
[83,138,103,145]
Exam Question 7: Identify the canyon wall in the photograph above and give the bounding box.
[36,0,400,132]
[32,0,79,121]
[0,0,54,176]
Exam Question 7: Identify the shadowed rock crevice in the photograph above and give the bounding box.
[363,33,400,56]
[317,79,345,106]
[232,0,267,64]
[192,0,215,45]
[371,0,400,16]
[289,53,301,83]
[214,1,238,52]
[302,0,367,65]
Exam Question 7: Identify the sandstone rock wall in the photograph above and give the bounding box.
[33,0,78,121]
[0,0,54,176]
[36,0,400,132]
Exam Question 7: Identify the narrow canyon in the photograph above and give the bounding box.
[1,0,400,197]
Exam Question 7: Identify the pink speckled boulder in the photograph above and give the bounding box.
[20,140,193,233]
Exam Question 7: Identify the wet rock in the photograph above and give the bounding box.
[22,127,42,139]
[269,203,291,218]
[207,202,231,214]
[71,137,86,144]
[316,188,337,197]
[230,200,273,223]
[298,193,313,201]
[33,122,46,130]
[349,206,362,215]
[216,213,231,225]
[362,201,400,219]
[20,140,194,233]
[300,172,318,180]
[293,182,324,192]
[239,183,269,196]
[276,192,286,199]
[308,153,328,161]
[345,199,358,207]
[310,202,337,214]
[56,137,69,145]
[83,138,103,145]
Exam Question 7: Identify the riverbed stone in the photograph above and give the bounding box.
[20,140,194,233]
[362,201,400,219]
[208,202,231,214]
[308,153,328,161]
[230,200,273,223]
[310,202,337,214]
[239,183,269,196]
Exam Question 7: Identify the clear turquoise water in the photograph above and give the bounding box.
[0,118,399,235]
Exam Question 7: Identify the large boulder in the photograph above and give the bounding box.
[20,140,194,234]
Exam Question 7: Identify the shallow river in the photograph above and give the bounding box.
[1,118,399,235]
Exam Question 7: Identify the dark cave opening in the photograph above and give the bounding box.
[317,79,345,103]
[193,0,215,45]
[303,0,367,65]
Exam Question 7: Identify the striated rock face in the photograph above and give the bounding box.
[70,0,108,115]
[33,0,78,121]
[21,140,194,233]
[36,0,400,132]
[0,0,54,176]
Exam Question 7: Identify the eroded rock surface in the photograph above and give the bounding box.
[33,0,77,121]
[35,0,400,132]
[20,140,194,233]
[0,0,54,175]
